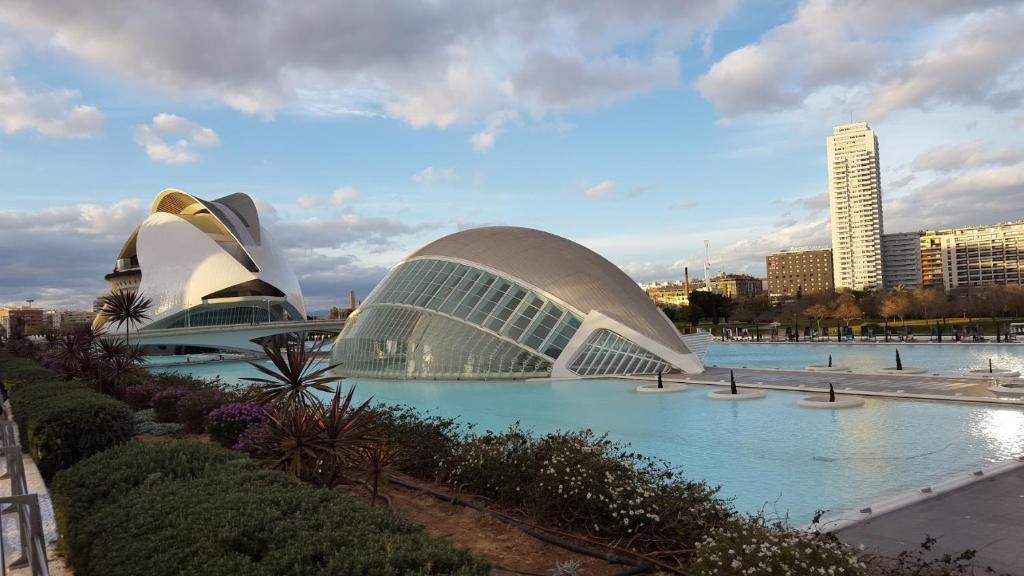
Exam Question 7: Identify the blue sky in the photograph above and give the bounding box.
[2,0,1023,312]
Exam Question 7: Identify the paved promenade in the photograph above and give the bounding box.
[691,366,1020,403]
[838,466,1024,575]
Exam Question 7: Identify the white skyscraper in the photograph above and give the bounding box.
[827,122,883,291]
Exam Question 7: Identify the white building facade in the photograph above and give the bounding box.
[827,122,884,291]
[920,220,1024,291]
[331,227,710,380]
[97,189,306,332]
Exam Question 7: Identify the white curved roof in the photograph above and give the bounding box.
[406,226,689,355]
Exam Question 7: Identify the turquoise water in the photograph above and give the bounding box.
[705,342,1024,374]
[150,343,1024,523]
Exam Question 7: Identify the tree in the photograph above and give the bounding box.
[98,289,153,344]
[910,288,945,320]
[879,292,909,327]
[833,299,862,328]
[803,304,831,336]
[688,291,734,325]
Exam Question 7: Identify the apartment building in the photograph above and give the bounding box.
[766,247,834,300]
[827,122,884,290]
[920,220,1024,290]
[881,232,923,289]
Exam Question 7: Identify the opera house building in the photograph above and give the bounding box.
[331,227,709,380]
[97,189,305,331]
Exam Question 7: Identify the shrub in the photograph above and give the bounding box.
[9,380,134,479]
[0,352,57,384]
[51,441,249,567]
[440,424,732,566]
[133,410,183,436]
[52,441,488,576]
[207,402,268,448]
[690,519,866,576]
[124,383,161,410]
[369,403,468,480]
[177,389,224,433]
[150,387,190,422]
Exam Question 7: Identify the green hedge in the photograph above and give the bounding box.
[0,351,57,384]
[8,379,134,480]
[53,441,488,576]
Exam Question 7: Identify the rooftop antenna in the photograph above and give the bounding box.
[25,299,35,308]
[703,240,711,290]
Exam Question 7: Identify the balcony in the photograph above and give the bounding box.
[115,257,140,273]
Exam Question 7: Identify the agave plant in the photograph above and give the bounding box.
[46,328,96,380]
[245,384,378,487]
[93,336,146,398]
[98,289,153,344]
[242,333,342,408]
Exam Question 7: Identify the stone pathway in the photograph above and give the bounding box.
[838,466,1024,575]
[689,366,1022,403]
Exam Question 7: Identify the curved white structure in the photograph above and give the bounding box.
[331,226,710,380]
[97,189,305,332]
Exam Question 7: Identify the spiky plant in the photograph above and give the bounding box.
[94,336,146,398]
[98,289,153,344]
[363,441,403,507]
[242,333,343,408]
[245,384,378,487]
[828,383,836,402]
[46,328,95,380]
[730,369,737,394]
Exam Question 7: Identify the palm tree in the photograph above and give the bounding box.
[99,289,153,344]
[242,333,343,408]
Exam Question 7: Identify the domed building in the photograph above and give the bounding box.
[96,189,305,331]
[331,227,709,379]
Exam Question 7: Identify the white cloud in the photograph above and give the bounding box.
[133,113,219,164]
[297,195,323,209]
[0,54,103,138]
[0,0,735,148]
[583,180,617,200]
[695,1,1022,121]
[412,166,464,187]
[331,186,363,205]
[910,140,1024,173]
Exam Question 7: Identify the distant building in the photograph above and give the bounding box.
[641,275,709,307]
[766,247,834,300]
[0,307,46,337]
[708,273,763,299]
[881,232,923,289]
[60,309,99,329]
[828,122,884,291]
[920,220,1024,291]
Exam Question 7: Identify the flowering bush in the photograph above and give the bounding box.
[124,383,161,410]
[690,519,866,576]
[368,404,467,481]
[150,387,190,422]
[177,389,224,434]
[442,426,730,562]
[206,402,268,448]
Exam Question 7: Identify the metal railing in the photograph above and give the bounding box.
[0,418,50,576]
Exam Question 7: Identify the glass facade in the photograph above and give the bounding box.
[367,259,582,360]
[333,306,551,379]
[151,303,289,329]
[332,257,678,380]
[567,329,669,376]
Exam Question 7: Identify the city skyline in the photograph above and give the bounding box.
[2,1,1023,311]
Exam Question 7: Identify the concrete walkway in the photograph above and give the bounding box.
[692,366,1023,404]
[838,466,1024,575]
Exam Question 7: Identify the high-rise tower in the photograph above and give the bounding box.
[827,122,883,291]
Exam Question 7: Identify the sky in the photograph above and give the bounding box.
[1,0,1023,313]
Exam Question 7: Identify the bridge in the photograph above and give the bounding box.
[129,319,346,353]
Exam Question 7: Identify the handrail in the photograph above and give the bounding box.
[0,420,50,576]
